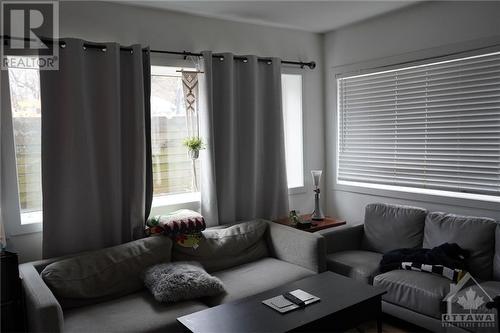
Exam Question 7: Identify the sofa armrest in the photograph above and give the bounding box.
[265,221,326,273]
[318,224,364,254]
[19,263,64,333]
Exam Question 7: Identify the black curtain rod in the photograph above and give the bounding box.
[1,35,316,69]
[151,49,316,69]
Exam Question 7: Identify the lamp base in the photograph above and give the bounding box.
[311,192,324,220]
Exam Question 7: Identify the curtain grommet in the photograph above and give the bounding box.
[83,46,87,50]
[101,47,107,52]
[60,43,66,49]
[243,59,248,63]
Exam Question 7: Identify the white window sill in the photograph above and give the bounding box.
[10,194,204,236]
[21,211,43,225]
[288,186,307,195]
[334,180,500,212]
[8,211,43,236]
[152,192,201,207]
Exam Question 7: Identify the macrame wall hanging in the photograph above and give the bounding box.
[181,71,199,137]
[180,57,203,192]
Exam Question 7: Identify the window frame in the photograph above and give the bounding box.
[330,39,500,212]
[149,55,202,213]
[281,68,306,194]
[5,57,203,236]
[4,64,43,235]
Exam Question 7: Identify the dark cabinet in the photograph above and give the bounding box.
[1,250,25,333]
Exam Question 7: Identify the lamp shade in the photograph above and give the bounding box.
[311,170,322,188]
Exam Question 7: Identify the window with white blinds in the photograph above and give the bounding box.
[337,51,500,200]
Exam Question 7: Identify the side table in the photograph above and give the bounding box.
[273,214,346,232]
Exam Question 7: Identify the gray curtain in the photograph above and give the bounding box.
[40,39,151,258]
[200,52,289,226]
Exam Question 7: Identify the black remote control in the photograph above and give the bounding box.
[283,292,306,307]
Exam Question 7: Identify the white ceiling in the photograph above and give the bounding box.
[115,1,420,33]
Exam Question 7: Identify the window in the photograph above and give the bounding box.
[337,51,500,201]
[281,74,304,189]
[150,66,200,202]
[8,65,43,224]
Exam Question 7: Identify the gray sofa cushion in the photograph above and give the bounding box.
[143,262,225,303]
[172,220,269,272]
[423,212,497,281]
[204,257,315,306]
[41,236,172,301]
[374,270,451,318]
[361,203,427,253]
[63,291,208,333]
[445,280,500,320]
[326,250,382,284]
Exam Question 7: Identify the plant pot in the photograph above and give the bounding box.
[188,149,199,160]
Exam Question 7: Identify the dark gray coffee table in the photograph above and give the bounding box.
[177,271,386,332]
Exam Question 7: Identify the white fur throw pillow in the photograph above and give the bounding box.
[143,261,225,303]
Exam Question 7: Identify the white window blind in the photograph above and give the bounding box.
[337,51,500,199]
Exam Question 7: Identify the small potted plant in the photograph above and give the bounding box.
[183,136,206,160]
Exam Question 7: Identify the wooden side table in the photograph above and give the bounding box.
[273,214,346,232]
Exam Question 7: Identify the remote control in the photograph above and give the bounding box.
[283,292,306,307]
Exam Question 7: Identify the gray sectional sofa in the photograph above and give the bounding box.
[21,203,499,333]
[20,220,326,333]
[321,203,499,332]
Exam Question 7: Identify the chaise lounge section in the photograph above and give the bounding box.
[321,203,499,332]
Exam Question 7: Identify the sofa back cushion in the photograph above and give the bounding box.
[41,236,172,301]
[172,220,269,272]
[361,203,427,253]
[423,212,497,280]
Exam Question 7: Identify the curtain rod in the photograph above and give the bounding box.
[1,35,316,70]
[151,49,316,69]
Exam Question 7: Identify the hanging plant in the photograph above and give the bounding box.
[183,136,206,159]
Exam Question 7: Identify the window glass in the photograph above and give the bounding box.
[282,73,304,189]
[8,65,42,224]
[151,66,200,197]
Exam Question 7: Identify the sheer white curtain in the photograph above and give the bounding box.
[0,68,22,242]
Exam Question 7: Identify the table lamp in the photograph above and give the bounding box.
[311,170,325,220]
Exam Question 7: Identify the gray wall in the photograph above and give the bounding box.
[323,1,500,224]
[10,1,324,262]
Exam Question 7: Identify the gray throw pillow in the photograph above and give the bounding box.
[41,236,172,300]
[172,219,269,272]
[144,262,225,303]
